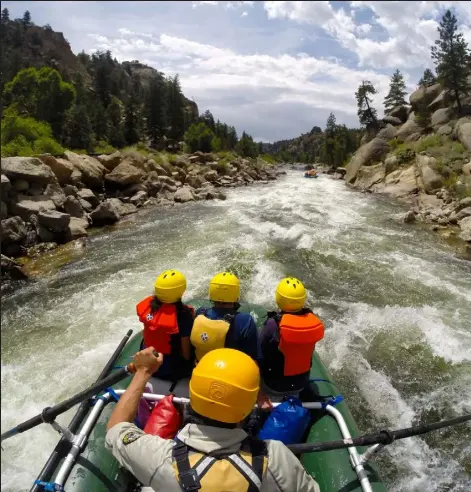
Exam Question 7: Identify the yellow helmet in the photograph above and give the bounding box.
[209,272,240,303]
[154,270,186,304]
[275,277,307,312]
[190,348,259,424]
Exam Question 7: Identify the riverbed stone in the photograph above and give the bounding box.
[64,151,106,188]
[1,157,58,185]
[76,188,100,208]
[1,216,27,245]
[68,217,89,239]
[107,198,138,216]
[11,195,56,220]
[130,190,148,207]
[39,155,74,184]
[44,182,67,209]
[97,151,123,171]
[63,196,85,218]
[89,200,121,225]
[38,210,71,233]
[458,216,471,242]
[174,187,195,203]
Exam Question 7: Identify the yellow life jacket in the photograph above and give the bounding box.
[172,437,267,492]
[190,313,235,363]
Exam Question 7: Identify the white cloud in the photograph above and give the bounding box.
[192,1,219,8]
[118,27,152,39]
[241,11,248,18]
[356,23,372,36]
[192,0,254,9]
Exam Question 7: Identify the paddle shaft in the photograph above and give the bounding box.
[288,413,471,454]
[1,349,159,443]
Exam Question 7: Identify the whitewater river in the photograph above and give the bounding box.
[1,171,470,491]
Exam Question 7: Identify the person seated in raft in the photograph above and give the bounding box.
[136,269,194,382]
[105,347,321,492]
[191,271,272,409]
[259,277,325,401]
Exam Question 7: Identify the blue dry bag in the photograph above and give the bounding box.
[258,396,311,445]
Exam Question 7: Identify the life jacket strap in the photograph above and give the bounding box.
[173,439,201,491]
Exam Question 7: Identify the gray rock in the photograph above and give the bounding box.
[130,190,148,207]
[77,188,100,208]
[0,201,7,220]
[455,117,471,151]
[458,216,471,242]
[396,113,422,142]
[11,195,56,220]
[38,210,71,233]
[63,184,78,197]
[79,199,92,212]
[1,216,27,244]
[402,211,416,223]
[416,155,443,194]
[64,151,106,188]
[97,151,123,171]
[353,163,386,191]
[174,187,195,203]
[70,169,82,185]
[1,157,57,185]
[44,182,67,209]
[382,116,403,126]
[463,161,471,176]
[344,138,390,184]
[389,105,409,122]
[409,83,442,109]
[437,124,453,136]
[107,198,138,216]
[431,108,451,128]
[39,155,74,184]
[1,174,11,201]
[63,196,85,218]
[104,160,145,187]
[89,200,121,225]
[455,207,471,221]
[1,254,29,280]
[68,217,89,239]
[37,224,58,243]
[377,124,398,141]
[384,154,399,174]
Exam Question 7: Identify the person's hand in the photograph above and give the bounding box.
[257,392,273,410]
[132,347,163,377]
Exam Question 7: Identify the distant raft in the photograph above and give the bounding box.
[304,170,318,178]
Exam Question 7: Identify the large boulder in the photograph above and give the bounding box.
[107,198,138,216]
[377,124,398,141]
[458,216,471,242]
[1,157,57,185]
[38,210,71,233]
[97,151,123,171]
[437,124,453,137]
[353,163,386,191]
[64,151,106,188]
[77,188,100,208]
[455,117,471,151]
[395,112,422,142]
[384,154,399,174]
[104,160,145,187]
[409,83,442,110]
[130,191,148,207]
[38,155,74,185]
[89,200,121,225]
[1,216,27,244]
[63,196,85,218]
[344,138,390,184]
[11,195,56,220]
[382,116,403,126]
[431,108,452,128]
[463,161,471,176]
[185,174,205,188]
[389,105,409,122]
[416,154,444,194]
[428,90,446,112]
[44,182,67,209]
[174,187,195,203]
[68,217,89,239]
[383,165,419,198]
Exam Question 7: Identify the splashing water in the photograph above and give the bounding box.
[1,172,470,491]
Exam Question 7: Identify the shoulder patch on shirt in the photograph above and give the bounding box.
[122,430,142,445]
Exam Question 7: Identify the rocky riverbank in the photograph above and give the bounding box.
[341,79,471,258]
[1,150,283,294]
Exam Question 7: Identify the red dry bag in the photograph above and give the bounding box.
[143,394,182,439]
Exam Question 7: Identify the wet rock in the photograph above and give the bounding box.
[1,254,29,285]
[38,210,70,233]
[63,196,85,218]
[64,151,106,188]
[1,157,57,185]
[1,216,27,244]
[11,195,56,220]
[68,217,89,239]
[104,160,145,187]
[458,216,471,242]
[402,211,416,223]
[39,155,74,184]
[1,174,11,200]
[130,190,148,207]
[89,199,121,225]
[37,224,58,243]
[27,242,58,257]
[97,151,123,171]
[174,187,195,203]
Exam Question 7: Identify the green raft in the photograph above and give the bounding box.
[37,301,387,492]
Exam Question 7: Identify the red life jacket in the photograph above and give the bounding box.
[136,296,194,355]
[278,311,325,377]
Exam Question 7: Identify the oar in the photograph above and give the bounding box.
[1,351,159,443]
[287,413,471,454]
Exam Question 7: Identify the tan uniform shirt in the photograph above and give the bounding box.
[106,422,321,492]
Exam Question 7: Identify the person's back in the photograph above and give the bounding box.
[191,272,260,363]
[105,348,320,492]
[136,269,194,380]
[259,277,324,397]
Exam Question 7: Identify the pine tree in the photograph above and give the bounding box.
[1,8,9,23]
[21,10,31,29]
[431,9,471,114]
[418,69,437,87]
[146,75,167,147]
[167,75,185,141]
[227,126,238,149]
[200,110,215,132]
[384,69,407,112]
[322,113,337,169]
[106,97,125,148]
[355,80,378,129]
[65,104,93,151]
[235,131,257,158]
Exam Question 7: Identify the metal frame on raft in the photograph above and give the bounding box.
[38,391,377,492]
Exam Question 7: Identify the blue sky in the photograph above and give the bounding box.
[4,1,471,142]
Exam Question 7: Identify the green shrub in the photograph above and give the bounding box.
[416,134,442,152]
[184,122,214,153]
[260,153,277,164]
[1,135,34,157]
[216,161,229,175]
[33,137,64,155]
[94,140,117,154]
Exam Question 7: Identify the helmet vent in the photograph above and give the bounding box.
[171,272,175,276]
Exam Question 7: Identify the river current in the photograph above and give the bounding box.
[1,171,470,491]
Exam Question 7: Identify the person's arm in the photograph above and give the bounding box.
[179,309,194,361]
[107,347,163,431]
